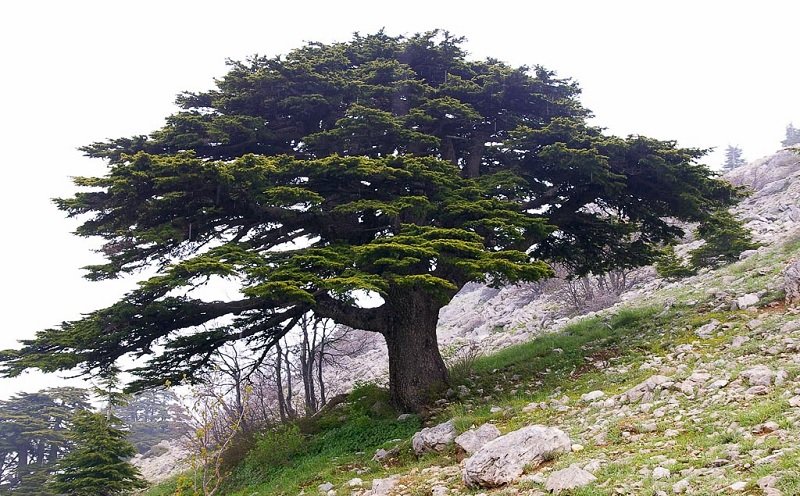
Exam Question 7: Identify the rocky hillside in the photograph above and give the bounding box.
[726,148,800,244]
[140,149,800,495]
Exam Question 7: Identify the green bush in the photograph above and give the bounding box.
[233,425,305,484]
[655,245,695,280]
[690,210,759,268]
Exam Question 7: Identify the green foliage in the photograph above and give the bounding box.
[655,245,696,280]
[49,411,146,496]
[689,210,759,268]
[232,426,305,483]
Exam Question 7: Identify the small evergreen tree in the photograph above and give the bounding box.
[48,411,146,496]
[689,211,759,268]
[722,145,746,171]
[655,245,696,280]
[782,123,800,147]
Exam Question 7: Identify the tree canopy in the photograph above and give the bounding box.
[0,30,742,410]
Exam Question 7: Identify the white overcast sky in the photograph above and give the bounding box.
[1,0,798,399]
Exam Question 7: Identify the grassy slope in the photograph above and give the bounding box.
[144,233,800,496]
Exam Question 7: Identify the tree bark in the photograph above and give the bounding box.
[383,290,449,412]
[463,132,488,178]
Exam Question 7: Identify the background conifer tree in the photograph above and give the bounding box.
[48,411,146,496]
[782,123,800,147]
[722,145,746,171]
[689,211,759,268]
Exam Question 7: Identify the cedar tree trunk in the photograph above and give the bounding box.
[383,289,449,412]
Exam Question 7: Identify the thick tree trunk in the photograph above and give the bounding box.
[383,291,449,412]
[464,132,488,178]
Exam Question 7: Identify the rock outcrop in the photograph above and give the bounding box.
[725,149,800,244]
[131,440,190,483]
[412,420,456,455]
[461,425,571,488]
[545,465,597,493]
[785,258,800,306]
[454,423,501,455]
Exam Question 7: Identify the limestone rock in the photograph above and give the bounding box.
[580,390,605,402]
[673,479,690,493]
[412,420,456,455]
[454,423,501,455]
[431,486,448,496]
[620,375,671,403]
[741,365,773,387]
[736,293,760,309]
[131,440,190,484]
[785,258,800,306]
[369,475,400,496]
[462,425,571,488]
[544,465,597,494]
[728,481,747,492]
[695,319,719,338]
[652,466,671,480]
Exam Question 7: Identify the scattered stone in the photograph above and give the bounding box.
[454,423,501,455]
[741,365,773,387]
[462,425,571,488]
[673,479,690,494]
[581,390,605,402]
[653,466,671,480]
[621,375,672,403]
[571,443,584,452]
[544,465,597,494]
[639,422,658,433]
[709,379,729,389]
[397,413,415,421]
[370,475,400,496]
[489,406,503,413]
[348,478,363,488]
[785,258,800,306]
[789,395,800,407]
[318,482,334,493]
[746,385,770,395]
[412,420,457,455]
[758,475,778,490]
[583,459,602,473]
[728,481,747,492]
[737,293,760,309]
[695,319,719,338]
[520,472,547,484]
[731,336,751,348]
[753,421,780,434]
[371,447,398,462]
[431,485,448,496]
[739,250,758,260]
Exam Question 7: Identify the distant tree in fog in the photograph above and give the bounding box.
[722,145,746,171]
